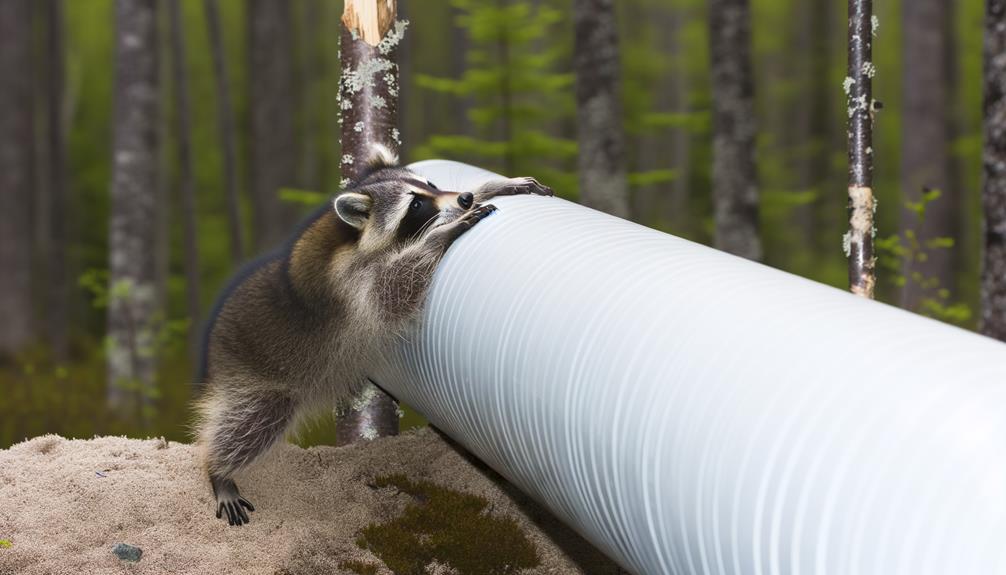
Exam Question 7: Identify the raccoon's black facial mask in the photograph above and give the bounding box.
[396,192,441,243]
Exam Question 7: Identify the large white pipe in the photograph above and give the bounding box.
[372,160,1006,575]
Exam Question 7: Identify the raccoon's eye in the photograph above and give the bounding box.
[410,198,423,211]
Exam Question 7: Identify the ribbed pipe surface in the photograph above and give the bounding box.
[372,161,1006,575]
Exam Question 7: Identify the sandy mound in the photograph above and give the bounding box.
[0,429,619,575]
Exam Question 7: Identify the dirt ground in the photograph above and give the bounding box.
[0,428,622,575]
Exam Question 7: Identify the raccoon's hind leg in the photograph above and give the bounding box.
[196,383,298,526]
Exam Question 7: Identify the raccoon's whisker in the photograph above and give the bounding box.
[413,213,441,241]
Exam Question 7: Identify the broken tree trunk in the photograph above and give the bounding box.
[337,0,406,445]
[845,0,876,299]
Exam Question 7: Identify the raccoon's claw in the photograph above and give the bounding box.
[211,476,255,526]
[506,177,553,197]
[460,203,497,228]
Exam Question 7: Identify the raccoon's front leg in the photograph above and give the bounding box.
[472,176,553,202]
[375,204,496,322]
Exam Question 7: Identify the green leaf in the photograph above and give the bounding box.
[0,539,11,549]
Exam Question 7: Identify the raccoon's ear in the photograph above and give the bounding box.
[334,192,372,229]
[366,143,399,169]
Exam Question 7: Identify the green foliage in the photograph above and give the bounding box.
[414,0,577,197]
[356,474,539,575]
[0,342,194,448]
[876,189,973,327]
[0,540,11,549]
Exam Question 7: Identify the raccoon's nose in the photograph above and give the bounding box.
[457,192,474,209]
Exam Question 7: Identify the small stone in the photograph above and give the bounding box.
[112,543,143,562]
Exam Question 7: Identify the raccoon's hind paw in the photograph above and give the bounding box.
[507,177,553,197]
[211,476,255,526]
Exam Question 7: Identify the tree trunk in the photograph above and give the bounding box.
[169,0,200,358]
[204,0,244,264]
[44,0,69,360]
[248,0,300,251]
[495,0,515,175]
[900,0,953,310]
[709,0,762,261]
[573,0,630,219]
[793,0,833,253]
[0,0,36,360]
[108,0,159,417]
[846,0,876,299]
[982,0,1006,341]
[336,0,404,445]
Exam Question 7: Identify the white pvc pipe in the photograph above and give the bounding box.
[373,160,1006,575]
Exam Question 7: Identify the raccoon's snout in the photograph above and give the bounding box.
[457,192,474,209]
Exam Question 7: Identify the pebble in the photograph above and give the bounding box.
[112,543,143,562]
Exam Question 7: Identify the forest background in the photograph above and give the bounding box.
[0,0,986,447]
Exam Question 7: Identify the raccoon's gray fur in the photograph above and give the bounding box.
[194,149,552,525]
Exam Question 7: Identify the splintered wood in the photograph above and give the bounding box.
[342,0,396,46]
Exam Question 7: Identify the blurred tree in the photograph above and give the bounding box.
[44,0,70,360]
[900,0,954,310]
[204,0,244,264]
[846,0,876,299]
[169,0,200,356]
[336,0,405,445]
[983,0,1006,341]
[573,0,629,218]
[709,0,762,261]
[107,0,159,417]
[0,0,35,360]
[248,0,300,251]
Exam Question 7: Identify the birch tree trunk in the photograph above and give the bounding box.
[169,0,200,357]
[204,0,244,264]
[709,0,763,261]
[248,0,300,251]
[573,0,630,219]
[108,0,159,416]
[0,0,35,360]
[336,0,405,445]
[982,0,1006,341]
[846,0,876,299]
[900,0,953,310]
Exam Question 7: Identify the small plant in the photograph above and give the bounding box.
[875,188,972,326]
[0,539,12,549]
[357,474,539,575]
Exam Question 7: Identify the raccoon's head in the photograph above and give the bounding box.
[333,145,474,252]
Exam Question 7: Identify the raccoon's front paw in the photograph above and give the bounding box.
[505,177,553,197]
[457,203,497,231]
[211,476,255,526]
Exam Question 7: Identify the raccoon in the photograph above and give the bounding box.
[194,147,552,526]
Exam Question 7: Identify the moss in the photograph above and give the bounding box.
[357,474,539,575]
[339,559,379,575]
